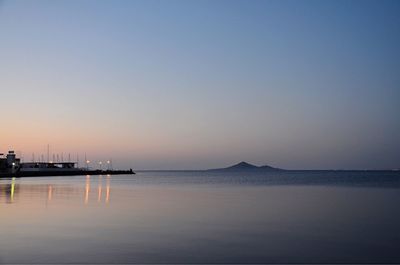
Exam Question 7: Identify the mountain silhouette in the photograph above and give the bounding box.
[208,161,282,172]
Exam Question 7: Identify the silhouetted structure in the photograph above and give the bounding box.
[0,151,21,174]
[0,150,134,178]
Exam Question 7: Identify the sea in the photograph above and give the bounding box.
[0,170,399,264]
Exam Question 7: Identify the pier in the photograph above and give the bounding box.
[0,150,135,178]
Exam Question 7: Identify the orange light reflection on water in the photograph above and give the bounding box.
[1,176,112,207]
[98,176,102,202]
[85,175,90,204]
[48,185,52,201]
[106,175,111,203]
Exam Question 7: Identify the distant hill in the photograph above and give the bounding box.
[208,161,282,172]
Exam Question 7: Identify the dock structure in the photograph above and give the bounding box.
[0,151,21,174]
[0,150,134,178]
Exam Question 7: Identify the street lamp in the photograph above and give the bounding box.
[99,161,103,170]
[86,160,90,170]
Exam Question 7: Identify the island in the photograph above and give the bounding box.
[207,161,283,172]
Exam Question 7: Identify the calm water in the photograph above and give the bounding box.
[1,171,400,264]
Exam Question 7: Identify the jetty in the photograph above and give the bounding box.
[0,150,135,178]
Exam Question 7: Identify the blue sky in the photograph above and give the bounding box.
[0,0,399,169]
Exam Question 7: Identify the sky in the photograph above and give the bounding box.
[0,0,399,170]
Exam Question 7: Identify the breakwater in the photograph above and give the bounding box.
[0,169,135,178]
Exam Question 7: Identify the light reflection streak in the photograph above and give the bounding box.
[98,176,102,202]
[48,185,53,201]
[85,175,90,204]
[106,175,111,203]
[1,175,111,205]
[11,177,15,202]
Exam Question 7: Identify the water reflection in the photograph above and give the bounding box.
[106,175,110,203]
[0,177,18,203]
[48,185,53,201]
[0,173,400,264]
[85,175,90,204]
[0,175,112,205]
[97,175,102,202]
